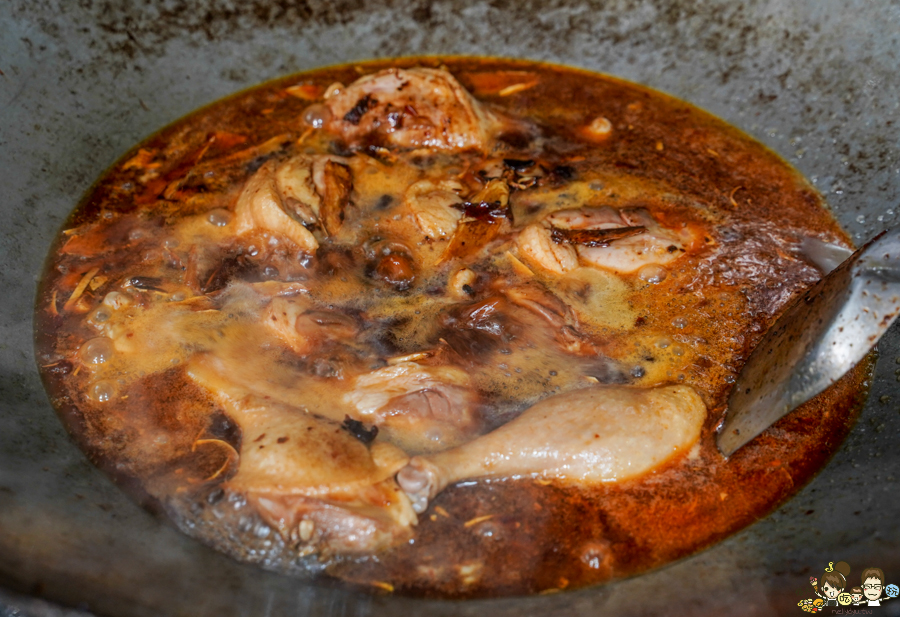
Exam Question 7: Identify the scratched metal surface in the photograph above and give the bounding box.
[2,1,900,616]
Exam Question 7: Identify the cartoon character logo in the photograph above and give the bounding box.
[810,561,851,607]
[860,567,898,606]
[800,561,897,611]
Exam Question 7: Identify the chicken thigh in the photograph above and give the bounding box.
[190,296,482,455]
[397,384,706,513]
[323,67,505,152]
[187,354,416,554]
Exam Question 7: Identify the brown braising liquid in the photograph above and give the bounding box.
[34,57,871,598]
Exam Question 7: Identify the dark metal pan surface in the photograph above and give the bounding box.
[2,2,900,615]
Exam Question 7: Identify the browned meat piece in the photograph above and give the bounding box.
[404,178,465,239]
[440,179,511,262]
[344,362,481,454]
[235,154,353,250]
[234,160,319,251]
[501,282,605,356]
[438,295,522,365]
[263,296,358,355]
[437,285,599,364]
[550,225,646,247]
[319,160,352,236]
[323,68,505,152]
[186,356,416,554]
[540,206,696,274]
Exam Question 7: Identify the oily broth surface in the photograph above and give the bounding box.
[35,57,867,597]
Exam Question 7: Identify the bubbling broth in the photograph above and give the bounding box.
[35,57,870,597]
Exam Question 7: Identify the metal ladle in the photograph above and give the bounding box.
[717,227,900,457]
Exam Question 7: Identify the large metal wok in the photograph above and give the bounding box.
[2,1,900,615]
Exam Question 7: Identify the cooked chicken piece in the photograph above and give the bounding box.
[345,362,481,453]
[235,154,353,249]
[263,296,358,355]
[187,355,416,554]
[235,161,319,251]
[263,296,311,354]
[500,282,599,355]
[274,156,319,225]
[404,178,465,239]
[318,160,352,236]
[95,293,225,377]
[546,206,695,274]
[190,310,478,456]
[397,384,706,513]
[516,223,579,273]
[437,295,523,363]
[436,282,611,367]
[436,288,595,368]
[502,282,571,328]
[277,155,352,236]
[323,67,504,152]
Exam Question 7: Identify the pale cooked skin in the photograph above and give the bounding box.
[516,223,579,273]
[187,353,417,553]
[188,302,483,455]
[344,361,481,452]
[404,178,466,239]
[397,385,707,513]
[234,153,354,250]
[520,206,697,275]
[234,160,320,251]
